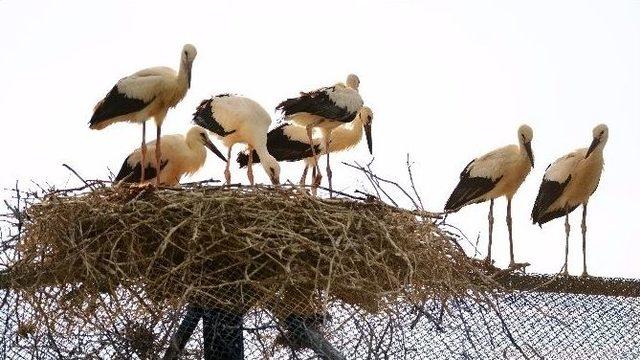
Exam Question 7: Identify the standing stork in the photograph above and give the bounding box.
[531,124,609,277]
[236,107,374,186]
[193,94,280,185]
[276,74,366,194]
[114,126,226,186]
[445,125,535,267]
[90,44,198,185]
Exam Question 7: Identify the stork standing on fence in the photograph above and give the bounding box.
[114,126,226,186]
[237,107,374,186]
[445,125,535,267]
[90,44,198,185]
[531,124,608,277]
[193,94,280,185]
[276,74,366,194]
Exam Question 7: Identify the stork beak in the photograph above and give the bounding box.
[586,137,600,158]
[524,141,534,168]
[202,135,227,162]
[364,123,373,154]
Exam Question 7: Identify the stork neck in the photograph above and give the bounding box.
[177,59,193,88]
[330,116,363,152]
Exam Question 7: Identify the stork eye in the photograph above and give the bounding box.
[367,115,372,121]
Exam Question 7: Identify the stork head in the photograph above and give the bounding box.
[359,106,374,154]
[586,123,609,158]
[181,44,197,87]
[187,126,226,163]
[346,74,360,90]
[261,154,281,185]
[517,124,534,167]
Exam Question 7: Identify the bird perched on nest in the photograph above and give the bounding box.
[236,106,374,186]
[114,126,226,186]
[193,94,280,185]
[276,74,365,194]
[531,124,608,277]
[89,44,198,185]
[445,124,535,268]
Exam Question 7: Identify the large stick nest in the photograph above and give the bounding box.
[8,183,495,318]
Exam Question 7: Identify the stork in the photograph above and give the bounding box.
[193,94,280,185]
[276,74,366,194]
[90,44,197,185]
[114,126,226,186]
[236,107,374,186]
[445,125,535,267]
[531,124,609,277]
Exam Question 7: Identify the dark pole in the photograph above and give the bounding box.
[202,308,245,360]
[163,305,204,360]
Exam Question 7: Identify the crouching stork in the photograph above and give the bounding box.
[237,107,374,186]
[114,126,225,186]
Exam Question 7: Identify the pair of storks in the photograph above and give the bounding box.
[89,44,371,192]
[445,124,608,277]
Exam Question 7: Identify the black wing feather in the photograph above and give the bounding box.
[444,160,501,211]
[115,155,169,183]
[276,87,358,123]
[193,98,236,137]
[90,85,152,128]
[531,176,574,225]
[236,124,320,168]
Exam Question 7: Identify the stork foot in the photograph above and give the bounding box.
[580,271,589,278]
[483,256,493,266]
[561,268,569,277]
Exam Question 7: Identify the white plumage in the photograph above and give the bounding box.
[90,44,197,184]
[114,126,225,187]
[531,124,609,277]
[445,124,535,267]
[276,74,366,194]
[193,94,281,185]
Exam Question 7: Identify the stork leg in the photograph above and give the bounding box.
[306,125,322,190]
[225,145,233,185]
[299,165,309,186]
[581,203,588,277]
[485,199,494,264]
[563,211,570,276]
[140,122,147,183]
[247,146,255,186]
[506,198,515,268]
[325,134,333,198]
[155,124,162,186]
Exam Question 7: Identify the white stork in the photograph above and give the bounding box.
[90,44,198,185]
[114,126,226,186]
[276,74,366,194]
[193,94,280,185]
[445,125,535,267]
[236,107,374,186]
[531,124,609,277]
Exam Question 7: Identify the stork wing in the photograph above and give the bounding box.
[276,85,363,122]
[89,67,174,128]
[236,123,320,168]
[115,153,169,183]
[531,150,584,224]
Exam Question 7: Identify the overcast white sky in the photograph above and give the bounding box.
[0,0,638,277]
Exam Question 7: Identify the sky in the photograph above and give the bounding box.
[0,0,638,277]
